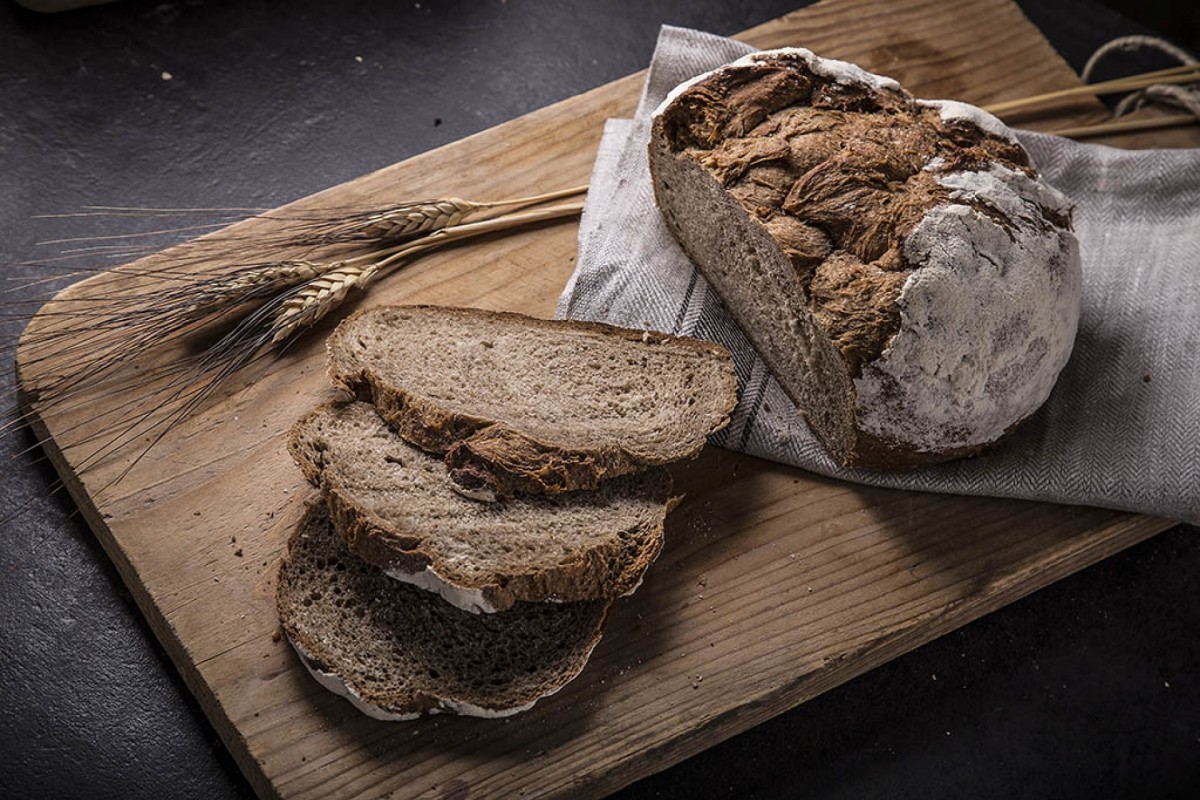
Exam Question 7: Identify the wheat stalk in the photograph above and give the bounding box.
[13,188,582,375]
[8,190,585,492]
[270,261,379,342]
[354,198,479,241]
[180,260,329,317]
[286,184,587,246]
[983,63,1200,116]
[16,186,590,280]
[267,201,584,345]
[1047,112,1198,139]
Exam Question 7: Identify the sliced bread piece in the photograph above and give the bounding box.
[277,502,610,720]
[648,49,1081,469]
[290,401,677,613]
[326,304,737,498]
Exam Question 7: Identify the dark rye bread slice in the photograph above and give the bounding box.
[326,305,737,498]
[277,502,610,720]
[290,401,677,613]
[649,49,1081,469]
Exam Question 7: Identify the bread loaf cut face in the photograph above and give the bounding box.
[289,401,676,613]
[649,49,1082,469]
[326,305,737,498]
[277,502,610,720]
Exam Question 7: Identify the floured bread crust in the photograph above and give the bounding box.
[858,162,1079,450]
[649,47,1082,468]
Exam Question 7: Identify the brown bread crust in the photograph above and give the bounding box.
[320,479,678,612]
[443,424,639,498]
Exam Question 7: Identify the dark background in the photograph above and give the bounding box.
[1,1,1198,798]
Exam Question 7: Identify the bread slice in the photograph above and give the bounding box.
[290,401,677,613]
[648,49,1081,469]
[277,502,610,720]
[326,305,737,498]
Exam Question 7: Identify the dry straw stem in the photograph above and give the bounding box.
[983,63,1200,115]
[981,63,1200,139]
[1047,112,1198,139]
[312,184,587,245]
[188,190,592,316]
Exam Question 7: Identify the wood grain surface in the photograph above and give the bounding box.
[16,0,1192,798]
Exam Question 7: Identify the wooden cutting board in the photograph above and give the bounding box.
[16,0,1191,798]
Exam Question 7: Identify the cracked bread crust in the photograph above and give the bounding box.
[650,48,1082,469]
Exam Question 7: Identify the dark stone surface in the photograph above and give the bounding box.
[0,1,1196,798]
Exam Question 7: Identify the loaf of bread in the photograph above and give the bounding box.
[277,502,610,720]
[290,401,676,613]
[327,305,737,498]
[648,49,1082,469]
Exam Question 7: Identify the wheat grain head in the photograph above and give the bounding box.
[352,198,479,242]
[181,260,331,317]
[270,262,378,343]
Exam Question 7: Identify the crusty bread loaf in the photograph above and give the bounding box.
[326,305,737,498]
[277,502,610,720]
[290,401,677,613]
[648,49,1082,469]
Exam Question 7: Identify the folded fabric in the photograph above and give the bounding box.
[557,25,1200,525]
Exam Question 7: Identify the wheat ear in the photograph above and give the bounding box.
[181,260,331,317]
[355,198,480,241]
[324,185,587,244]
[268,201,583,343]
[270,262,379,343]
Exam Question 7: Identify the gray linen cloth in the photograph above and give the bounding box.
[557,25,1200,524]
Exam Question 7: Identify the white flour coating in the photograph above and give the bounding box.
[622,572,645,597]
[918,99,1018,144]
[939,160,1074,217]
[652,47,900,119]
[922,155,947,172]
[288,633,421,722]
[289,632,533,720]
[390,559,647,610]
[449,482,498,504]
[440,634,596,717]
[385,563,496,614]
[438,697,535,719]
[853,163,1082,450]
[752,48,901,91]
